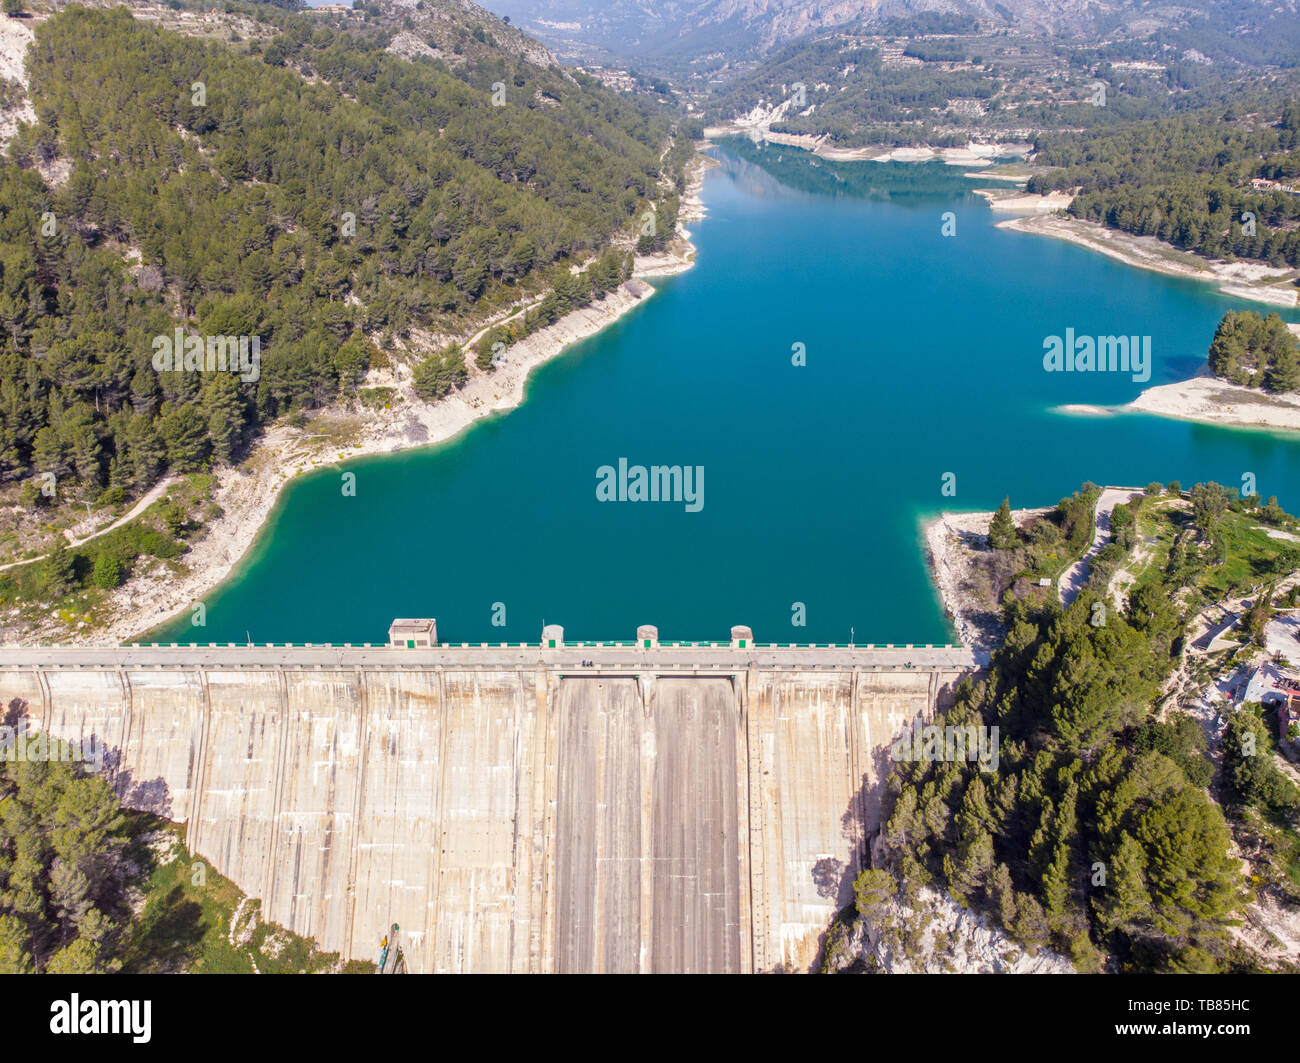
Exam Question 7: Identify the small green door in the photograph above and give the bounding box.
[407,639,415,648]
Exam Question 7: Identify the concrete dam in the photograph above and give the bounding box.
[0,630,979,973]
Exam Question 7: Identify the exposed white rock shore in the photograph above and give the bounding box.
[1126,374,1300,433]
[33,155,712,645]
[998,213,1300,308]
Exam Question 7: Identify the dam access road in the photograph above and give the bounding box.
[0,631,980,973]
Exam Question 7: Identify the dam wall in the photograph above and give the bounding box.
[0,642,978,972]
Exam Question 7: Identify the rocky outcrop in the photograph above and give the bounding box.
[823,886,1075,974]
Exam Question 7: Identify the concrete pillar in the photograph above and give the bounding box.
[730,625,753,649]
[538,665,560,973]
[186,669,213,859]
[527,666,552,973]
[261,670,292,924]
[636,672,656,714]
[541,624,564,649]
[745,664,770,971]
[733,669,753,975]
[636,625,658,650]
[342,668,371,963]
[35,668,52,733]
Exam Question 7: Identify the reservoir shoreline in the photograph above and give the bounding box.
[42,144,1300,650]
[1127,376,1300,433]
[922,505,1055,653]
[997,212,1300,309]
[52,160,712,647]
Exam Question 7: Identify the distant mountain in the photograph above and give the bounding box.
[486,0,884,63]
[484,0,1300,68]
[701,0,1300,148]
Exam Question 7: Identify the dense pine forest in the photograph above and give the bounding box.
[1,3,690,512]
[1028,105,1300,268]
[1205,309,1300,392]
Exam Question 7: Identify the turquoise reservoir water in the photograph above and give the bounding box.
[153,140,1300,646]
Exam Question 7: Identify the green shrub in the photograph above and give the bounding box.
[92,554,123,590]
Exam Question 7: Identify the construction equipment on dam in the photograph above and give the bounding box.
[0,623,982,973]
[376,924,405,974]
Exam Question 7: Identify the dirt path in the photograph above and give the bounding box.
[0,476,178,574]
[1108,534,1153,608]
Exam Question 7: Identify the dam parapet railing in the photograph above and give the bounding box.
[0,642,985,671]
[1,618,985,669]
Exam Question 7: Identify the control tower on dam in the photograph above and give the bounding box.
[0,625,980,973]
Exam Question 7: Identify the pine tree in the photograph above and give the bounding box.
[156,403,210,473]
[1242,585,1274,647]
[1134,788,1240,941]
[1093,831,1150,933]
[1012,893,1050,952]
[40,541,76,597]
[203,376,246,466]
[852,868,895,918]
[0,915,34,974]
[989,497,1016,550]
[124,415,166,492]
[944,828,994,904]
[1265,346,1300,393]
[987,862,1018,929]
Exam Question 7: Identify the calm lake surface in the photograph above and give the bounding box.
[153,140,1300,646]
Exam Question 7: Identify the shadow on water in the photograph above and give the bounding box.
[713,136,987,205]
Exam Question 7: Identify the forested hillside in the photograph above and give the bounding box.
[1028,105,1300,268]
[845,484,1300,973]
[0,2,690,564]
[705,26,999,149]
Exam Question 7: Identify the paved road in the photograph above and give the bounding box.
[1058,487,1144,606]
[0,643,982,671]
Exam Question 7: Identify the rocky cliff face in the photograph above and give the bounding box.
[383,0,563,70]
